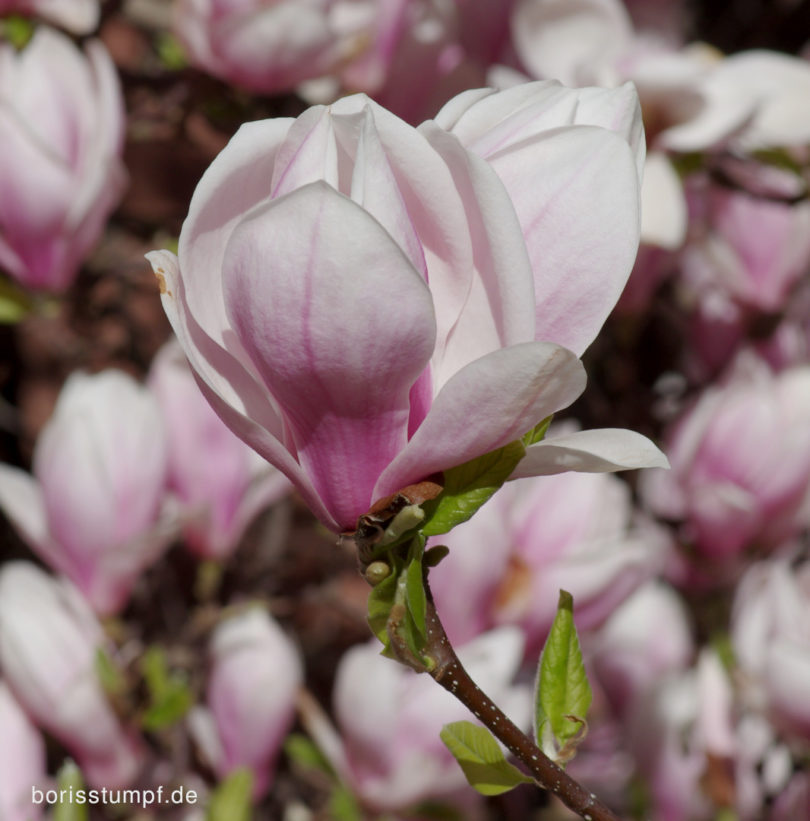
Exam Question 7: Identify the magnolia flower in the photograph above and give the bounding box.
[0,27,126,292]
[589,581,693,718]
[681,176,810,314]
[187,607,302,797]
[732,559,810,742]
[173,0,344,94]
[148,83,666,533]
[0,370,176,615]
[0,562,143,788]
[628,650,736,821]
[0,0,99,33]
[315,627,529,814]
[149,340,290,560]
[641,357,810,565]
[0,680,45,821]
[430,462,666,651]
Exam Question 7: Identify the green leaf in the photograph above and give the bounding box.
[405,557,427,639]
[206,768,253,821]
[0,15,34,50]
[522,415,553,447]
[535,590,592,763]
[0,276,35,323]
[328,784,363,821]
[53,761,88,821]
[284,733,335,776]
[422,441,526,536]
[367,570,398,648]
[94,648,126,698]
[140,646,193,731]
[440,721,533,796]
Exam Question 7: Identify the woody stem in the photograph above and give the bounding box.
[420,581,623,821]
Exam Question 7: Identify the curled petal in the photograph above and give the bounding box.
[376,342,585,498]
[512,428,669,478]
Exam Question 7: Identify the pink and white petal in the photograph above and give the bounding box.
[486,125,641,355]
[345,104,427,277]
[419,121,536,386]
[640,151,687,250]
[223,182,436,530]
[146,251,338,530]
[270,105,340,198]
[511,0,632,86]
[178,118,294,352]
[375,342,585,498]
[0,466,50,551]
[35,0,100,34]
[331,95,476,372]
[511,428,669,479]
[437,81,644,180]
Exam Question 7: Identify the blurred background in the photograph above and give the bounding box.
[1,1,809,819]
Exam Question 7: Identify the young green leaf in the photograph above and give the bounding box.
[421,441,526,536]
[522,414,553,447]
[329,784,363,821]
[53,761,88,821]
[140,646,193,731]
[284,733,335,776]
[367,570,398,648]
[405,557,427,639]
[535,590,592,763]
[206,768,253,821]
[440,721,534,796]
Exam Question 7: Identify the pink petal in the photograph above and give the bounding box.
[486,125,641,355]
[146,249,338,530]
[418,121,537,387]
[375,342,585,498]
[222,181,436,529]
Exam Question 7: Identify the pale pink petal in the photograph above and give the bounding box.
[147,250,338,530]
[0,466,49,552]
[511,0,632,85]
[640,151,687,250]
[486,125,641,354]
[512,428,669,479]
[418,121,536,386]
[223,182,436,529]
[375,342,585,498]
[435,80,644,180]
[179,118,293,354]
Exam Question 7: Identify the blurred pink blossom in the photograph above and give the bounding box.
[641,357,810,566]
[0,0,99,33]
[681,178,810,314]
[0,680,45,821]
[173,0,345,94]
[431,455,666,653]
[0,370,177,615]
[0,27,126,292]
[628,650,736,821]
[732,559,810,742]
[0,562,144,788]
[187,607,302,798]
[590,581,694,718]
[147,83,665,533]
[149,340,290,560]
[319,627,529,814]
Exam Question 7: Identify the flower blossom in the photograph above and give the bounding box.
[0,26,126,292]
[147,82,666,533]
[0,370,176,615]
[0,562,144,788]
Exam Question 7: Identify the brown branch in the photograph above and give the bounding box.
[421,583,623,821]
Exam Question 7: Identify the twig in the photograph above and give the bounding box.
[420,582,623,821]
